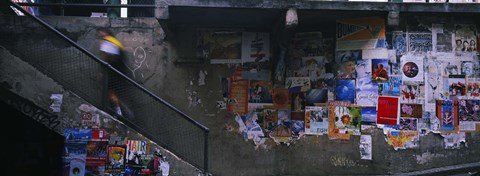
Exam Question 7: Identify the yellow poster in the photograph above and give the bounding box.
[336,16,386,50]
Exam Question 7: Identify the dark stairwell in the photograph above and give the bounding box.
[0,1,209,174]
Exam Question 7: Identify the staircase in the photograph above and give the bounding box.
[0,1,209,173]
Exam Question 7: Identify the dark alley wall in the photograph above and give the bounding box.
[3,13,480,175]
[0,99,64,176]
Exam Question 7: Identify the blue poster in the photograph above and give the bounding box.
[335,79,356,103]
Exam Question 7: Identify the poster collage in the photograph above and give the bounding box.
[207,16,480,157]
[63,108,169,176]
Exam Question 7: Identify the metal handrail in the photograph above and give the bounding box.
[16,2,156,8]
[6,0,209,173]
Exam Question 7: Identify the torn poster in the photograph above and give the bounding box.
[291,111,305,139]
[360,135,372,160]
[242,112,265,140]
[432,23,453,53]
[49,93,63,112]
[377,96,399,126]
[392,31,407,55]
[383,125,419,150]
[263,109,278,132]
[198,70,207,86]
[235,113,247,134]
[269,109,292,143]
[441,132,466,149]
[425,58,442,112]
[216,100,227,110]
[305,106,329,135]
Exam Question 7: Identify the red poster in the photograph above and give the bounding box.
[377,96,399,125]
[92,129,110,141]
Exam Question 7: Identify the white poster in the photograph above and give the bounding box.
[242,32,270,63]
[401,55,424,82]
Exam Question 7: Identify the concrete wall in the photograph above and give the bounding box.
[0,33,200,175]
[3,13,480,175]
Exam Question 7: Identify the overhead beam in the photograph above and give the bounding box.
[164,0,480,14]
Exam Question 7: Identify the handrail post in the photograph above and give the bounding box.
[102,68,109,111]
[204,130,209,174]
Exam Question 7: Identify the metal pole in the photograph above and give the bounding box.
[204,130,209,174]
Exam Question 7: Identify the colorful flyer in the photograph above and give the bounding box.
[305,106,329,135]
[435,100,459,132]
[227,79,249,114]
[105,145,127,173]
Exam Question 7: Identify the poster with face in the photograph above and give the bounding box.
[372,59,390,81]
[335,50,362,79]
[106,145,126,173]
[401,55,424,82]
[454,24,477,53]
[461,61,474,77]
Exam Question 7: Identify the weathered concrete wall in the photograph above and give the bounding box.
[3,13,480,175]
[0,41,199,175]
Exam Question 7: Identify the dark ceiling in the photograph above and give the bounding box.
[167,6,390,32]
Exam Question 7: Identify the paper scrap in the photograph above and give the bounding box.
[360,135,372,160]
[49,94,63,112]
